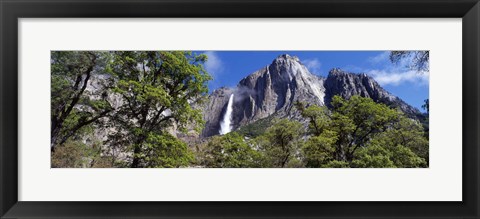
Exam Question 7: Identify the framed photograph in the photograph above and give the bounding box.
[1,0,479,218]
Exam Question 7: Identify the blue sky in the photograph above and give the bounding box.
[199,51,429,112]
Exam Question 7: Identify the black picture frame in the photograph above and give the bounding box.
[1,0,479,218]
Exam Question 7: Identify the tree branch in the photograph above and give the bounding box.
[58,108,112,146]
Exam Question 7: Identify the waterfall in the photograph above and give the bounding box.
[219,94,234,135]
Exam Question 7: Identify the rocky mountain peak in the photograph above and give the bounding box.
[325,68,421,117]
[200,56,422,137]
[328,67,347,76]
[201,55,325,137]
[274,54,301,63]
[266,54,309,81]
[328,68,371,80]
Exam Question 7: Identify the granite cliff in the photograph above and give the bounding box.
[201,54,422,137]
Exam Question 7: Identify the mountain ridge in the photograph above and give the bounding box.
[200,54,423,137]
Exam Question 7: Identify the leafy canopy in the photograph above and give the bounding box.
[198,132,264,168]
[108,51,211,167]
[300,95,427,168]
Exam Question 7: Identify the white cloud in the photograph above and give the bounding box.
[368,51,390,64]
[367,69,429,86]
[357,51,430,87]
[204,51,223,78]
[303,58,321,74]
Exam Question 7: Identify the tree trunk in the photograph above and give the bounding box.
[51,123,61,151]
[131,145,141,168]
[131,133,147,168]
[50,54,97,151]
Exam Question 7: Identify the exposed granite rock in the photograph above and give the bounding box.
[201,54,423,137]
[200,87,234,137]
[325,68,421,117]
[201,54,325,137]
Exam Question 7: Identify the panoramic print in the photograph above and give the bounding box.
[51,51,429,168]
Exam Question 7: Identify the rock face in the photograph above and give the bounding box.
[324,68,420,117]
[200,87,235,137]
[201,54,422,137]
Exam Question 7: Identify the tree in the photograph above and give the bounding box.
[50,51,113,151]
[390,50,430,136]
[302,129,337,167]
[422,99,429,113]
[51,140,93,168]
[295,102,331,136]
[51,139,114,168]
[198,132,263,168]
[108,51,211,167]
[142,132,194,168]
[390,51,429,72]
[367,117,428,166]
[255,119,304,168]
[299,95,428,168]
[329,95,400,162]
[351,143,425,168]
[350,144,395,168]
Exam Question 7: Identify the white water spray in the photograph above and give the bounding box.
[219,94,234,135]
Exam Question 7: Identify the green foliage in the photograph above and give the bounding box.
[299,95,429,168]
[110,51,211,132]
[51,140,113,168]
[351,144,396,168]
[199,132,264,168]
[302,130,337,167]
[236,115,275,138]
[322,160,350,168]
[255,119,304,168]
[351,143,425,168]
[51,51,211,168]
[51,141,90,168]
[108,51,211,167]
[331,95,400,162]
[389,145,426,167]
[51,51,113,150]
[143,132,194,168]
[299,104,331,136]
[199,119,306,168]
[369,117,429,166]
[51,51,428,169]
